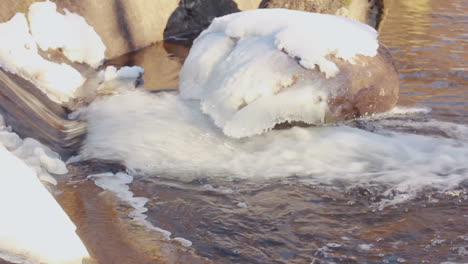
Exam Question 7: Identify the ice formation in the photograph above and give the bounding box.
[0,1,112,104]
[89,172,192,246]
[28,1,106,68]
[0,115,67,186]
[0,116,89,264]
[0,13,85,103]
[96,66,144,94]
[79,91,468,205]
[179,9,379,137]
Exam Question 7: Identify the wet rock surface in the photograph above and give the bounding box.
[0,69,85,158]
[326,45,399,121]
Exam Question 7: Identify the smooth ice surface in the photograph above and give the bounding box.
[28,1,106,68]
[0,13,85,103]
[180,9,379,137]
[0,127,89,263]
[79,91,468,204]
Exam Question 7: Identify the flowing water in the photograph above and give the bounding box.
[1,0,468,263]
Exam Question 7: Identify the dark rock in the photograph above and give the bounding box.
[164,0,241,43]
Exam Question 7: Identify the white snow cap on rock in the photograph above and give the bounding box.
[179,9,379,138]
[28,1,106,68]
[0,13,85,103]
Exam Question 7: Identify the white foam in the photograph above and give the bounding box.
[180,9,379,137]
[0,13,85,103]
[28,1,106,68]
[79,91,468,205]
[358,244,373,251]
[0,138,89,263]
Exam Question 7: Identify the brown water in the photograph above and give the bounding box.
[379,0,468,123]
[1,0,468,263]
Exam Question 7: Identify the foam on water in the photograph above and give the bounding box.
[0,13,85,103]
[78,91,468,204]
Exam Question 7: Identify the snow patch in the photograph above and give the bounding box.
[0,13,85,103]
[0,119,89,263]
[28,1,106,68]
[0,121,67,185]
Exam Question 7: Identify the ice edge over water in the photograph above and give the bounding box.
[89,172,193,247]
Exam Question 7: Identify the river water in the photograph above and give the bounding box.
[1,0,468,263]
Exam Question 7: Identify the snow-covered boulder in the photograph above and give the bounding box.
[179,9,399,138]
[0,13,85,104]
[28,1,106,68]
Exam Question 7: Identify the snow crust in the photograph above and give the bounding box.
[0,116,89,264]
[0,13,85,103]
[180,9,379,138]
[79,91,468,205]
[28,1,106,68]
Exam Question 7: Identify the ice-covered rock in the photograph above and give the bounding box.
[179,9,399,138]
[28,1,106,68]
[0,13,85,103]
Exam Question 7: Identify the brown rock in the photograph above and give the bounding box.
[325,45,400,121]
[260,0,385,29]
[259,0,347,15]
